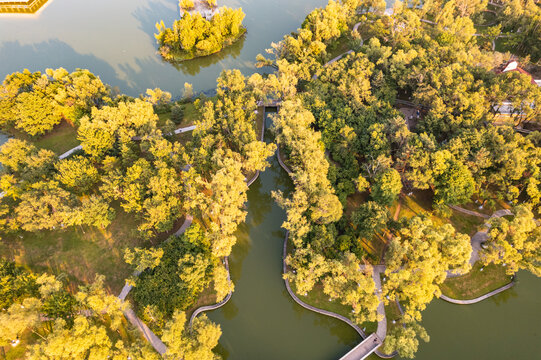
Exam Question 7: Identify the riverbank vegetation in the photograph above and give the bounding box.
[0,262,158,359]
[0,65,274,358]
[440,262,513,300]
[259,0,541,357]
[155,6,246,62]
[124,70,274,357]
[1,0,540,358]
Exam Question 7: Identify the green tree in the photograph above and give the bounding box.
[124,247,164,273]
[351,201,389,238]
[383,217,471,320]
[481,206,541,276]
[162,311,222,360]
[15,181,75,231]
[371,168,402,205]
[382,321,430,359]
[434,158,475,205]
[0,260,38,310]
[55,155,99,194]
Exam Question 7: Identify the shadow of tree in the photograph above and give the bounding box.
[132,0,178,41]
[164,35,246,76]
[131,0,246,77]
[0,39,133,94]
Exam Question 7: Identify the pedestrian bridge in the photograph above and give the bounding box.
[339,333,383,360]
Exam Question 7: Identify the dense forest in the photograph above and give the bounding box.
[0,66,274,358]
[257,0,541,357]
[0,0,540,359]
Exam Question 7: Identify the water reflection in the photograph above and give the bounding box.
[132,0,178,41]
[0,39,132,92]
[0,0,329,97]
[165,35,246,76]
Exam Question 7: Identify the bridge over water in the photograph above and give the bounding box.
[339,333,383,360]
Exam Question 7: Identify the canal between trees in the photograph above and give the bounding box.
[0,0,539,359]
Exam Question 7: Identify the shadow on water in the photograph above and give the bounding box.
[131,0,246,77]
[132,0,178,41]
[245,177,273,227]
[0,39,132,92]
[164,35,247,76]
[206,110,360,360]
[490,283,518,306]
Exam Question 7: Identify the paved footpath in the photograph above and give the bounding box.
[440,281,516,305]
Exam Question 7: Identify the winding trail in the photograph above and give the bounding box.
[457,207,513,268]
[440,281,516,305]
[189,257,233,325]
[282,231,366,339]
[278,145,387,359]
[449,205,490,219]
[311,22,362,80]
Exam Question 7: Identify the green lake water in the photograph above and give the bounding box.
[1,1,540,359]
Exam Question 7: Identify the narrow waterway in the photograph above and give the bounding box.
[207,112,360,359]
[1,1,541,359]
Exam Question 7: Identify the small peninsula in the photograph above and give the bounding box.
[155,0,246,62]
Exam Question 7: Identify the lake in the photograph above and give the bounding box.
[0,1,539,359]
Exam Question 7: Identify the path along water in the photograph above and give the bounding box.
[1,1,540,358]
[206,111,361,359]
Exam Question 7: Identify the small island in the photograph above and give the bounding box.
[155,0,246,62]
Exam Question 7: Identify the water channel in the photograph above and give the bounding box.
[0,1,540,359]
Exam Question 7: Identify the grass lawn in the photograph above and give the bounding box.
[440,262,513,300]
[285,240,377,334]
[184,284,218,322]
[32,121,80,155]
[448,209,485,236]
[344,192,368,218]
[174,131,193,147]
[158,102,199,129]
[3,120,80,155]
[398,191,491,236]
[290,282,378,335]
[326,35,352,62]
[379,295,403,356]
[0,204,149,294]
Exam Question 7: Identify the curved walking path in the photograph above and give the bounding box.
[188,105,267,326]
[117,214,194,355]
[464,208,513,267]
[440,281,516,305]
[282,231,366,339]
[450,204,491,219]
[276,145,293,175]
[443,208,516,304]
[189,257,232,325]
[311,22,362,80]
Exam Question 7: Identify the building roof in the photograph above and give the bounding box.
[496,60,539,86]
